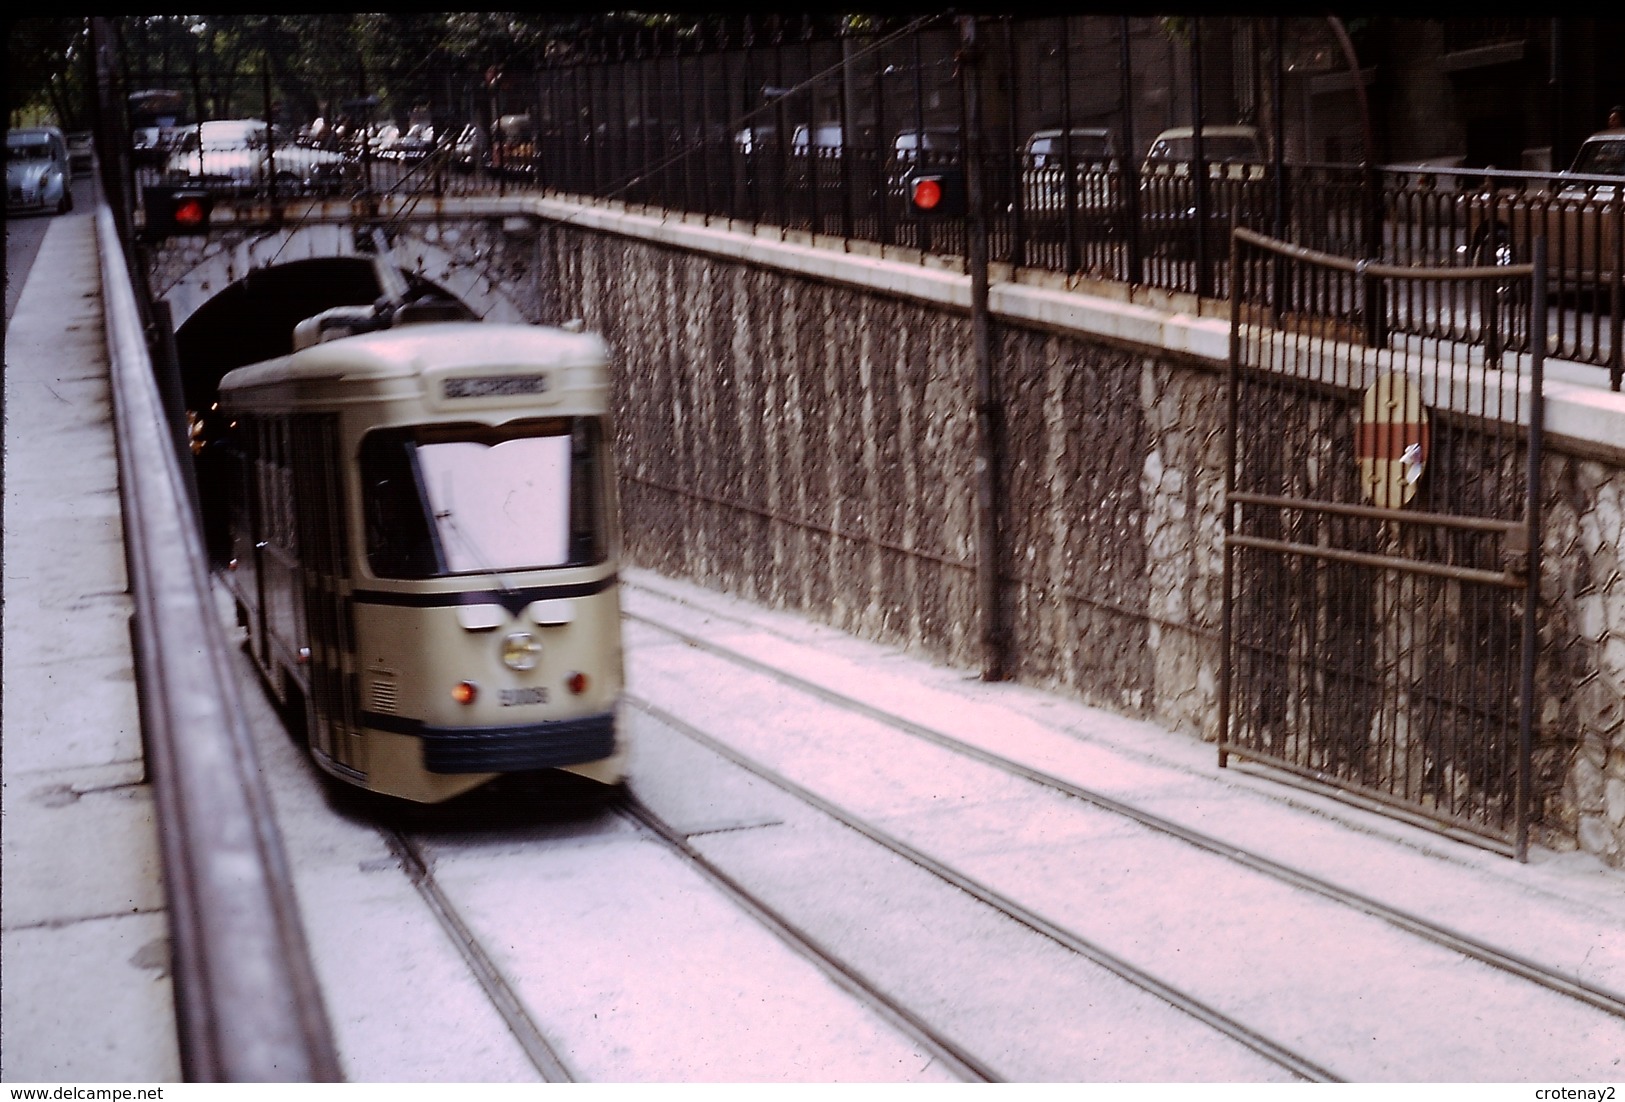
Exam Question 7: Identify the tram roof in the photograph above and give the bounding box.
[219,321,610,395]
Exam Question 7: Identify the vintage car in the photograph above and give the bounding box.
[1137,125,1268,254]
[1017,127,1119,238]
[1012,124,1267,250]
[487,113,536,175]
[162,119,349,196]
[377,122,437,163]
[65,131,94,175]
[131,125,175,168]
[7,126,73,215]
[1463,128,1624,289]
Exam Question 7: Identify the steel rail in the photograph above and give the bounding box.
[615,796,999,1083]
[623,694,1336,1082]
[99,202,343,1081]
[622,595,1625,1021]
[381,831,574,1082]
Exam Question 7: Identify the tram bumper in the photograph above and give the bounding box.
[367,710,618,773]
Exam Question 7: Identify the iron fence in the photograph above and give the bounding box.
[115,14,1623,389]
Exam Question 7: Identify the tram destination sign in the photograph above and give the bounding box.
[443,373,551,400]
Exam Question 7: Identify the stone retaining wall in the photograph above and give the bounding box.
[536,209,1624,865]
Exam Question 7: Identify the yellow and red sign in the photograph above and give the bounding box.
[1357,372,1430,508]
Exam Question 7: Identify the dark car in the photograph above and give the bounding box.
[65,131,94,176]
[1017,127,1119,238]
[887,127,961,197]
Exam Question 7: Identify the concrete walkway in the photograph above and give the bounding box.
[2,206,181,1081]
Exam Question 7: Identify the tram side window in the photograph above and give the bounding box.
[570,418,607,564]
[359,430,441,578]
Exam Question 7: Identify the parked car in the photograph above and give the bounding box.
[1462,127,1624,289]
[131,125,175,168]
[162,119,349,196]
[791,122,845,156]
[791,123,847,194]
[733,124,780,157]
[65,131,94,175]
[1017,127,1119,238]
[887,127,961,198]
[378,122,437,163]
[488,113,535,175]
[1137,125,1268,254]
[448,123,485,173]
[7,126,73,216]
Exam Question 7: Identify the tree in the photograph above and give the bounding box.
[7,17,91,128]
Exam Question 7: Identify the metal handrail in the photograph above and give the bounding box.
[97,201,343,1082]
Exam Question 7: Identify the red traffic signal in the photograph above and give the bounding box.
[903,169,962,217]
[911,176,944,211]
[173,194,210,230]
[143,186,214,238]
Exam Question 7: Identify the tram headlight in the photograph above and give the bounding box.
[501,631,542,671]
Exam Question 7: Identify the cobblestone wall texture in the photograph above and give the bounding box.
[541,223,1625,867]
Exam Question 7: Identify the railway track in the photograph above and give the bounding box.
[619,576,1625,1080]
[623,597,1625,1018]
[621,697,1336,1082]
[315,781,977,1081]
[228,571,1624,1081]
[383,828,576,1082]
[375,800,995,1082]
[615,795,998,1082]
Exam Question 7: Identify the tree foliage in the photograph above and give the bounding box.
[8,13,918,132]
[7,17,91,128]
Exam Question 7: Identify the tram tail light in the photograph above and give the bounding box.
[566,672,589,695]
[452,681,478,705]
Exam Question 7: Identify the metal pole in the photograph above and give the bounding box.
[1119,17,1143,284]
[1059,19,1080,276]
[1191,17,1212,298]
[838,29,855,240]
[959,15,1004,682]
[1220,225,1243,769]
[1517,235,1548,862]
[913,28,931,252]
[1007,17,1026,269]
[1272,16,1288,323]
[1548,20,1563,177]
[261,34,277,201]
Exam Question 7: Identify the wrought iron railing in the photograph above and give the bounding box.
[116,14,1623,390]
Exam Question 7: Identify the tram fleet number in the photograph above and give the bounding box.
[500,687,549,707]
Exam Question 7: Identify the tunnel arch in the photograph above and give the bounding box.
[155,219,535,336]
[173,255,478,562]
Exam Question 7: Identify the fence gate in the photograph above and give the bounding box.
[1220,228,1547,858]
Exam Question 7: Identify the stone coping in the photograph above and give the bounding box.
[520,195,1625,466]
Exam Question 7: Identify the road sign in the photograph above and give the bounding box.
[1357,372,1430,508]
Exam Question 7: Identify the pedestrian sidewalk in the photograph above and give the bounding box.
[2,204,180,1081]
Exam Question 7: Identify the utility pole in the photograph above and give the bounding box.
[958,14,1004,682]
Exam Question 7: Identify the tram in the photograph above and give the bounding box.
[216,310,626,802]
